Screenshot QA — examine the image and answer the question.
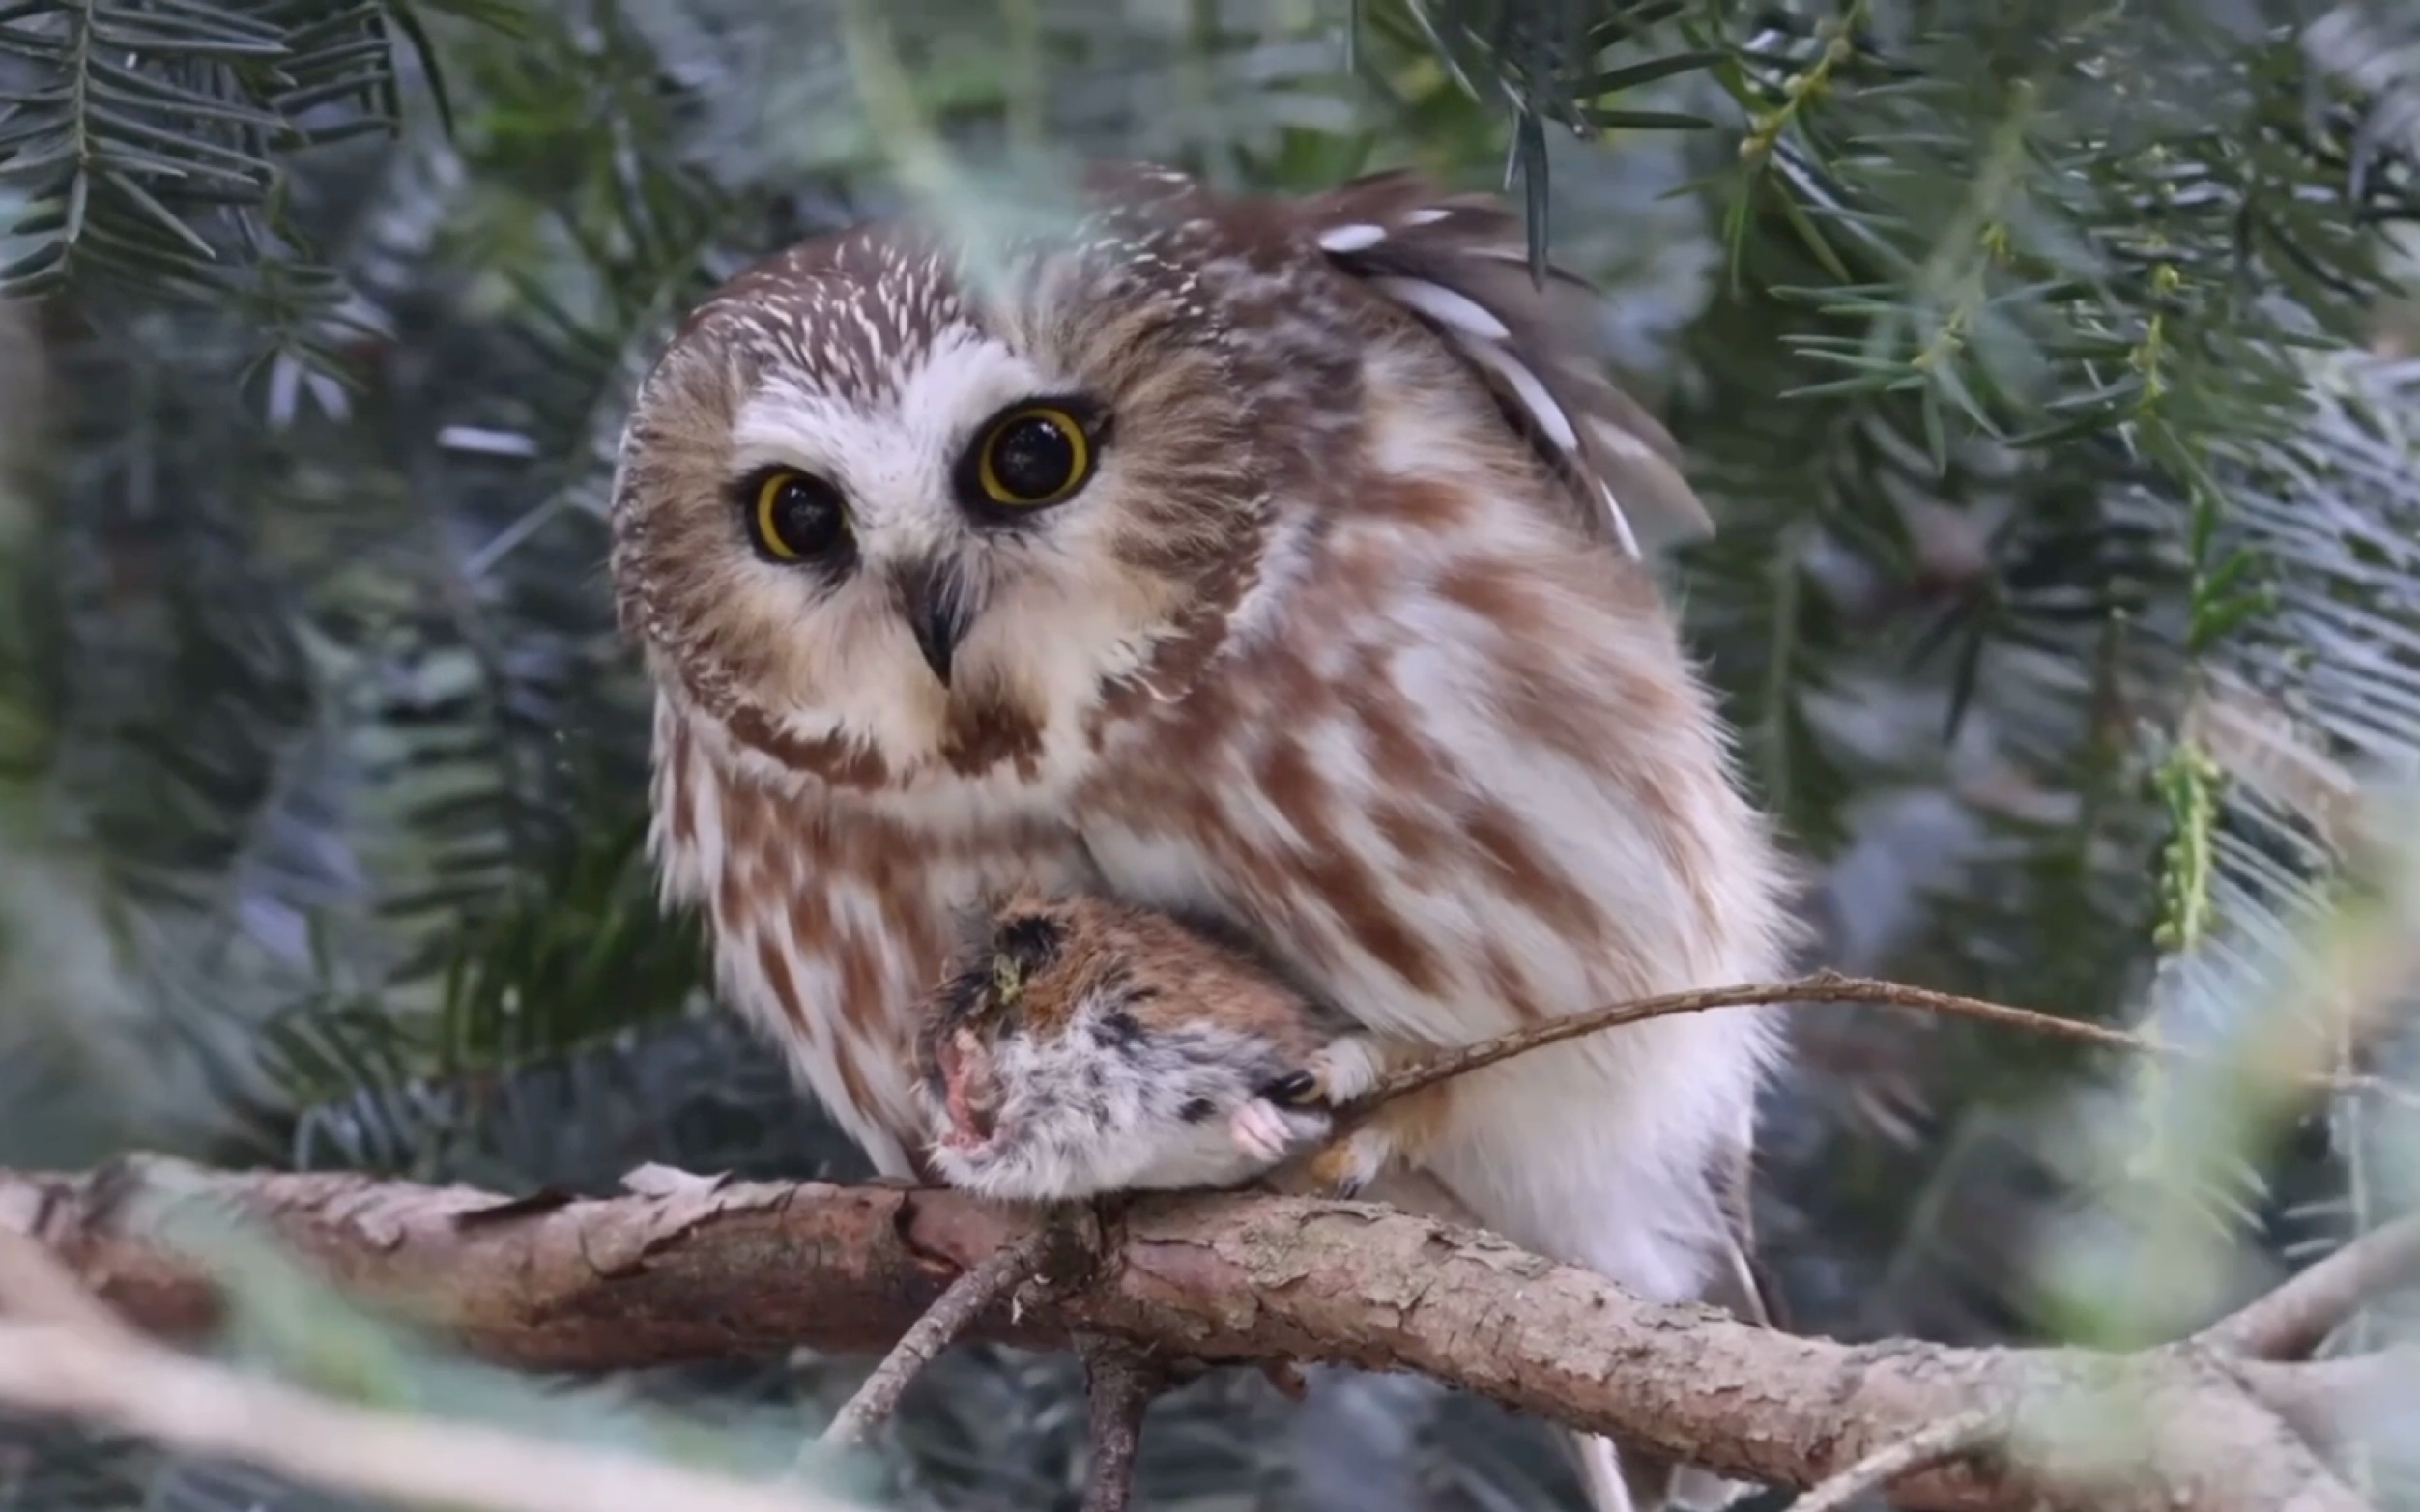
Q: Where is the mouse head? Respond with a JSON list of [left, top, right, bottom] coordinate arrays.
[[912, 889, 1101, 1159]]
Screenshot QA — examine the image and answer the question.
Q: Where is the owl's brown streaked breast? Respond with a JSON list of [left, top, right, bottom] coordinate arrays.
[[653, 700, 1092, 1170]]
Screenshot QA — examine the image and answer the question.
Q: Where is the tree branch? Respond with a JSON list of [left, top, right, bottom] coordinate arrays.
[[0, 1211, 856, 1512], [0, 1157, 2387, 1512], [1074, 1331, 1169, 1512], [819, 1225, 1052, 1447], [2234, 1346, 2420, 1461], [1343, 971, 2413, 1117], [1791, 1409, 2002, 1512], [0, 1320, 867, 1512], [2200, 1214, 2420, 1359]]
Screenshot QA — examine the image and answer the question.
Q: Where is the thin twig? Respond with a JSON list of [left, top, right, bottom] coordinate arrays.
[[1075, 1330, 1168, 1512], [2201, 1213, 2420, 1360], [1792, 1410, 2001, 1512], [818, 1227, 1051, 1448], [2235, 1345, 2420, 1455], [1340, 971, 2411, 1119]]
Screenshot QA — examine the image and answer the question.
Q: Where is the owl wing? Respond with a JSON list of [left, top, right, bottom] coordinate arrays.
[[1296, 169, 1714, 559]]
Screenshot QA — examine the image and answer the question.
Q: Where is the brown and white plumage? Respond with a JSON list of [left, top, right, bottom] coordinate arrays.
[[1300, 171, 1713, 556], [610, 162, 1798, 1512]]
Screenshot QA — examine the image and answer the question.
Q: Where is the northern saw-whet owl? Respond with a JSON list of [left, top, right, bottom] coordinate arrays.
[[609, 162, 1799, 1512]]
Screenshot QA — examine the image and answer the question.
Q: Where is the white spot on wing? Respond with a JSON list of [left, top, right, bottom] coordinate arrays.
[[1458, 339, 1578, 450], [1598, 480, 1643, 559], [1586, 415, 1657, 463], [1317, 223, 1388, 253], [1374, 277, 1512, 340]]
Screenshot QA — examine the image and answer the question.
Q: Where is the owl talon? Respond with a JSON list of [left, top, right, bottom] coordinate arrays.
[[1300, 1127, 1391, 1199], [1260, 1070, 1321, 1107], [1304, 1037, 1385, 1103]]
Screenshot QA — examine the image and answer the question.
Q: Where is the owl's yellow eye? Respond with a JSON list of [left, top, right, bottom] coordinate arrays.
[[747, 470, 850, 561], [974, 405, 1092, 508]]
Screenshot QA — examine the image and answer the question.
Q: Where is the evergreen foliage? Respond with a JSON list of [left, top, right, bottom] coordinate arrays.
[[2, 1, 2417, 1508]]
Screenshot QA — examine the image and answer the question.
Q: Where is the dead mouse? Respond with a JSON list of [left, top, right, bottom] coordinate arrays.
[[911, 889, 1431, 1202]]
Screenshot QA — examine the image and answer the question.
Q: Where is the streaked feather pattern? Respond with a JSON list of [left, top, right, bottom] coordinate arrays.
[[614, 161, 1791, 1512], [1301, 169, 1715, 557]]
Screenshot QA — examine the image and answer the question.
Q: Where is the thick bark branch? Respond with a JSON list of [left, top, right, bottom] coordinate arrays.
[[0, 1158, 2382, 1512], [0, 1212, 852, 1512]]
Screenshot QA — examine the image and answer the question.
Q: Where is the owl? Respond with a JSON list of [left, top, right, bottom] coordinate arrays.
[[609, 162, 1799, 1512]]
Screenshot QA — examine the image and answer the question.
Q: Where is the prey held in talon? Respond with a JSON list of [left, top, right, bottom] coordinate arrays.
[[909, 890, 1404, 1202]]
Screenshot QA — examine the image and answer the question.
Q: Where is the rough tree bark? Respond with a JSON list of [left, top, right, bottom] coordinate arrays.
[[0, 1156, 2399, 1512]]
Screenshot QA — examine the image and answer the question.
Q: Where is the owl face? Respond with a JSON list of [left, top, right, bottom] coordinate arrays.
[[610, 173, 1348, 803]]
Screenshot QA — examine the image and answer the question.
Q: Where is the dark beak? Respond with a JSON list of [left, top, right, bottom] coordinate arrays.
[[896, 558, 969, 688]]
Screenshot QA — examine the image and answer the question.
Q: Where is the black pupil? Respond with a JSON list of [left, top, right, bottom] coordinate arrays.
[[771, 476, 843, 554], [992, 415, 1076, 499]]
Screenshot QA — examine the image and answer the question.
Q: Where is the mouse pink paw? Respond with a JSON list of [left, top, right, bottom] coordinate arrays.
[[1228, 1098, 1302, 1164]]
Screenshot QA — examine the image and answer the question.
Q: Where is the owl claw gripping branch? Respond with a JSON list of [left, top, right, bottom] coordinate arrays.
[[911, 891, 1413, 1202]]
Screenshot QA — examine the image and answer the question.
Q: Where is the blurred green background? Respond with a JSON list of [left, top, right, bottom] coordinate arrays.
[[1, 1, 2418, 1508]]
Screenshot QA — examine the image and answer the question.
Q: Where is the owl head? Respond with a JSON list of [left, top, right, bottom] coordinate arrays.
[[609, 165, 1338, 803], [609, 162, 1708, 801]]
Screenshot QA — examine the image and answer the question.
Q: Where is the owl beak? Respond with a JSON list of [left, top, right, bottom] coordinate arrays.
[[894, 559, 969, 688]]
